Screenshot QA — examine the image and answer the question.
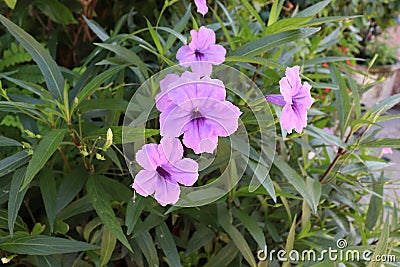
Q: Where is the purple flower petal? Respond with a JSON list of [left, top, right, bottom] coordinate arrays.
[[155, 74, 180, 112], [191, 61, 213, 77], [154, 177, 180, 206], [266, 94, 286, 106], [132, 170, 157, 196], [182, 120, 218, 153], [382, 147, 393, 154], [194, 0, 208, 16], [285, 66, 301, 91], [160, 104, 192, 137], [176, 45, 196, 64], [190, 27, 215, 49], [202, 100, 242, 136], [135, 144, 160, 170], [158, 137, 184, 165], [164, 158, 199, 186]]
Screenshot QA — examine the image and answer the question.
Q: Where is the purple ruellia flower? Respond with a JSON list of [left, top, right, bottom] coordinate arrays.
[[132, 137, 199, 206], [194, 0, 208, 16], [266, 66, 314, 134], [381, 147, 393, 154], [159, 75, 241, 154], [176, 26, 226, 76]]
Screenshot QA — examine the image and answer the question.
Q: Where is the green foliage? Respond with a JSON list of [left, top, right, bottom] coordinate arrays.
[[0, 0, 398, 266]]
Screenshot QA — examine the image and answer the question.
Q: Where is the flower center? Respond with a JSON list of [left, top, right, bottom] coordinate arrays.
[[194, 49, 204, 61], [156, 166, 171, 180], [191, 108, 206, 126]]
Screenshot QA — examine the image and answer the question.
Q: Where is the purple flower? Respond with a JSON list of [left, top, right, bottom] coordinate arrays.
[[176, 26, 226, 76], [266, 66, 314, 134], [194, 0, 208, 16], [159, 75, 241, 154], [381, 147, 393, 154], [132, 137, 199, 206]]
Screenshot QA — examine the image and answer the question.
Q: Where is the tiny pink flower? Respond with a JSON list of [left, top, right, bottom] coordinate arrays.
[[176, 26, 226, 76], [194, 0, 208, 16], [132, 137, 199, 206], [381, 147, 393, 154], [266, 66, 314, 134]]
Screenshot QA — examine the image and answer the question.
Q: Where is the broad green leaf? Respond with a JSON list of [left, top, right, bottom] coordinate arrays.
[[132, 213, 164, 238], [300, 56, 363, 66], [305, 177, 321, 213], [0, 136, 22, 147], [365, 173, 384, 231], [79, 98, 128, 112], [39, 169, 57, 232], [230, 28, 320, 57], [3, 0, 17, 9], [87, 175, 132, 252], [95, 43, 148, 78], [55, 168, 87, 214], [186, 225, 215, 255], [295, 0, 331, 17], [98, 176, 132, 202], [371, 94, 400, 114], [225, 56, 284, 69], [306, 125, 348, 149], [0, 151, 30, 178], [134, 231, 159, 267], [21, 129, 66, 190], [100, 226, 117, 267], [0, 235, 98, 255], [367, 215, 390, 267], [247, 160, 276, 201], [0, 74, 52, 99], [8, 167, 28, 236], [232, 208, 266, 249], [126, 196, 145, 235], [218, 206, 256, 267], [203, 241, 238, 267], [75, 64, 128, 107], [155, 222, 181, 267], [88, 126, 159, 144], [0, 14, 64, 100]]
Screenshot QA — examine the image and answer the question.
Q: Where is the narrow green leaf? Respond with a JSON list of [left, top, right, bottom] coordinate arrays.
[[100, 226, 117, 267], [365, 173, 384, 231], [3, 0, 17, 9], [0, 14, 64, 99], [38, 255, 61, 267], [21, 129, 66, 191], [146, 19, 164, 55], [55, 168, 87, 214], [0, 235, 99, 255], [0, 136, 22, 147], [330, 64, 350, 138], [241, 0, 264, 26], [203, 242, 238, 267], [35, 0, 77, 25], [8, 167, 28, 236], [165, 5, 191, 50], [134, 231, 159, 267], [218, 206, 256, 267], [230, 28, 320, 57], [87, 175, 132, 252], [307, 125, 348, 149], [39, 169, 57, 232], [0, 209, 28, 232], [295, 0, 331, 17], [83, 16, 109, 41], [0, 150, 30, 178], [95, 43, 148, 78], [265, 17, 313, 35], [367, 215, 390, 267], [371, 94, 400, 114], [56, 195, 93, 221], [361, 138, 400, 148], [155, 222, 181, 267], [186, 225, 214, 255], [232, 208, 266, 249], [126, 196, 145, 235], [75, 65, 128, 106], [282, 215, 297, 267]]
